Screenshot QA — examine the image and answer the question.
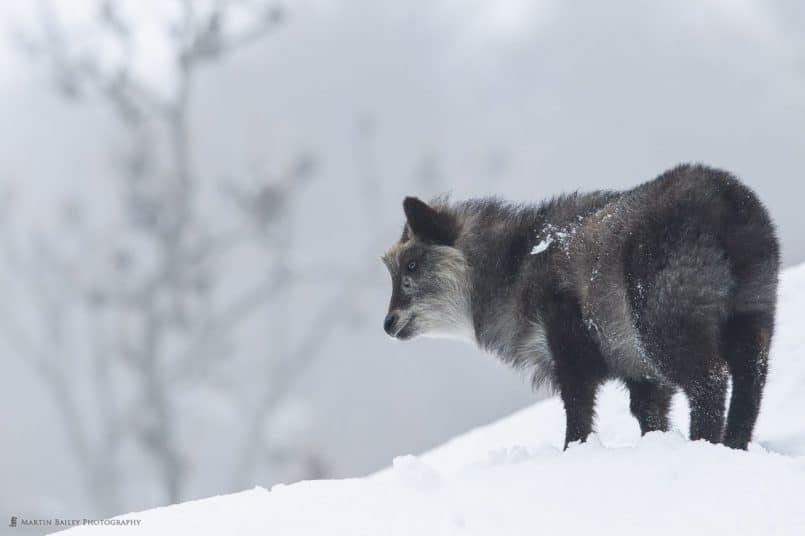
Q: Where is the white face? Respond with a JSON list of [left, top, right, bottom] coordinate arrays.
[[382, 240, 474, 343]]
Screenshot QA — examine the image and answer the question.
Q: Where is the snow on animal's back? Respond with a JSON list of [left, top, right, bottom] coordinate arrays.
[[59, 265, 805, 535]]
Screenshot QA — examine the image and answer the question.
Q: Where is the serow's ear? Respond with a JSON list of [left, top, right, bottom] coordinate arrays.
[[403, 197, 459, 245]]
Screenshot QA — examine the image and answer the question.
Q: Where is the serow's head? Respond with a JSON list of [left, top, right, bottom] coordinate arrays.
[[381, 197, 472, 342]]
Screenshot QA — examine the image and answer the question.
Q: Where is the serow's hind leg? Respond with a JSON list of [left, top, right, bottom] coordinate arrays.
[[723, 313, 772, 450], [683, 365, 729, 444], [627, 380, 674, 435]]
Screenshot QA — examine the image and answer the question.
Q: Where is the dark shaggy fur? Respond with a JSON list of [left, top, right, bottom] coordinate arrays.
[[383, 164, 779, 450]]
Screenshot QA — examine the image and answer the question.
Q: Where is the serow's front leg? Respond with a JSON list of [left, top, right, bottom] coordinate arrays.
[[627, 380, 674, 435], [559, 377, 601, 449]]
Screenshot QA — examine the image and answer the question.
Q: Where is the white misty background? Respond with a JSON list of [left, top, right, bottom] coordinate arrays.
[[0, 0, 803, 527]]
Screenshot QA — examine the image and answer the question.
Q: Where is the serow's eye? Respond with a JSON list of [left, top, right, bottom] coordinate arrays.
[[406, 261, 417, 272]]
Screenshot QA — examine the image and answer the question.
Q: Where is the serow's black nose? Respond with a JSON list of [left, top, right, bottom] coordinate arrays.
[[384, 312, 398, 335]]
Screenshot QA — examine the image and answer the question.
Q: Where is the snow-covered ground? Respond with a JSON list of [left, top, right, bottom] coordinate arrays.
[[58, 264, 805, 535]]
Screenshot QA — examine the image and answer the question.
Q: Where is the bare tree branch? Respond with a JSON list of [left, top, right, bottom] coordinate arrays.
[[7, 0, 378, 514], [181, 2, 284, 66]]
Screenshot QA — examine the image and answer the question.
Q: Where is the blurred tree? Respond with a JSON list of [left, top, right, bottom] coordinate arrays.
[[2, 0, 371, 514]]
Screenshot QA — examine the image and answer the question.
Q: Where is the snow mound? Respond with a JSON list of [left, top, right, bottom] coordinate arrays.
[[58, 265, 805, 535]]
